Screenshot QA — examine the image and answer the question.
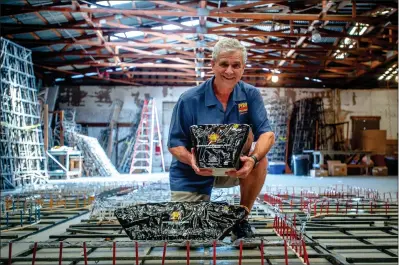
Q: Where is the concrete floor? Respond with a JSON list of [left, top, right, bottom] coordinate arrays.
[[264, 173, 398, 193], [49, 173, 398, 194], [1, 173, 397, 264]]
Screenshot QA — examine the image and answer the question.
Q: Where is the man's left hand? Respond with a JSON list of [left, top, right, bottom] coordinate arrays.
[[225, 156, 255, 178]]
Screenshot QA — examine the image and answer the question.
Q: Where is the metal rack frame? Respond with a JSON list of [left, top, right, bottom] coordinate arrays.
[[1, 183, 396, 265], [0, 37, 48, 190]]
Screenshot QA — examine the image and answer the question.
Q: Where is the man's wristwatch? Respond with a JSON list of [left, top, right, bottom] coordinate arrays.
[[249, 155, 259, 168]]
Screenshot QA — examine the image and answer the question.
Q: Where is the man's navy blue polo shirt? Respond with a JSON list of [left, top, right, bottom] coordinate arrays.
[[167, 76, 272, 196]]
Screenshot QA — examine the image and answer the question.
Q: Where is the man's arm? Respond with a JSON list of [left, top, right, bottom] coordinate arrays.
[[226, 131, 274, 178], [169, 146, 213, 176], [250, 131, 275, 161], [168, 146, 192, 165], [167, 98, 192, 166]]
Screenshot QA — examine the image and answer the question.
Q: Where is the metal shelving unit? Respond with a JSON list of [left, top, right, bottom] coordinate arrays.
[[47, 148, 83, 179]]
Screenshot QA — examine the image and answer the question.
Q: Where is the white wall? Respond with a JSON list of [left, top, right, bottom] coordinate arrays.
[[336, 89, 398, 139], [59, 85, 398, 169]]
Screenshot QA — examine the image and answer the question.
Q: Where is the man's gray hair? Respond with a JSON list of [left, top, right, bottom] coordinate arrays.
[[212, 37, 247, 64]]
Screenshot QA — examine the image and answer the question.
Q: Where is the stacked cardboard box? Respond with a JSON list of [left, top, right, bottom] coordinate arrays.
[[361, 130, 386, 154], [372, 166, 388, 176], [310, 169, 328, 177], [327, 160, 347, 176]]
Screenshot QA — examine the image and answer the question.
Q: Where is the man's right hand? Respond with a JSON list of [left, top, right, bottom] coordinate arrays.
[[191, 148, 214, 176]]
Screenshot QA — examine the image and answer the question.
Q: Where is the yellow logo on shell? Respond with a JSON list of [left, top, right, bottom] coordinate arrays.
[[208, 133, 219, 143], [171, 211, 180, 221]]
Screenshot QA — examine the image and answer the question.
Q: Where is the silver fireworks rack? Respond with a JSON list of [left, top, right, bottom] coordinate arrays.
[[0, 37, 48, 190]]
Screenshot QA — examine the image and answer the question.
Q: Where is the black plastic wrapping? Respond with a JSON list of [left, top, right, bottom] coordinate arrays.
[[190, 124, 250, 170], [115, 201, 247, 241]]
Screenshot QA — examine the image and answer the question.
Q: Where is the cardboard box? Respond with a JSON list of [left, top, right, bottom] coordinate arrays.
[[310, 169, 328, 177], [361, 130, 386, 154], [327, 160, 341, 175], [386, 139, 398, 156], [372, 166, 388, 176], [332, 164, 347, 176]]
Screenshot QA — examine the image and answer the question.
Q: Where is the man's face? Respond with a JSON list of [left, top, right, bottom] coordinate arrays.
[[211, 50, 245, 87]]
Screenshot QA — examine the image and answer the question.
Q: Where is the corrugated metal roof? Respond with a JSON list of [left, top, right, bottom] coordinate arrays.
[[71, 13, 85, 21], [13, 33, 36, 39], [319, 37, 338, 43], [119, 17, 139, 26], [15, 13, 45, 25], [74, 65, 90, 69], [205, 34, 219, 41], [28, 0, 70, 5], [40, 11, 69, 24], [58, 65, 74, 71], [253, 25, 273, 32], [294, 21, 310, 25], [32, 46, 54, 52], [324, 26, 344, 32], [1, 0, 395, 87], [64, 55, 85, 60], [0, 17, 16, 24], [250, 49, 265, 54], [35, 30, 61, 40], [59, 30, 83, 39], [49, 44, 68, 51], [1, 0, 26, 4]]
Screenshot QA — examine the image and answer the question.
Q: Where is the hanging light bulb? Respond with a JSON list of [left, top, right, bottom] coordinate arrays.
[[271, 75, 279, 83]]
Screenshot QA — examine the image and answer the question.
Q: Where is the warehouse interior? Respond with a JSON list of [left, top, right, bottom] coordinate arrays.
[[0, 0, 398, 264]]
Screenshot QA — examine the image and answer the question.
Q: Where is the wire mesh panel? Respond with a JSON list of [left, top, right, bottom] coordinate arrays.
[[0, 37, 48, 190], [265, 97, 290, 163]]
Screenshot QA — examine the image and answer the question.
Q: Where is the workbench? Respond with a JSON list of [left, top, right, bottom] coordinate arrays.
[[307, 150, 373, 175]]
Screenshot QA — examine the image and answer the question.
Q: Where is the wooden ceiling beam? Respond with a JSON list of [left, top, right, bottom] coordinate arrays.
[[93, 69, 349, 78], [76, 2, 120, 65], [210, 30, 397, 40], [2, 5, 385, 24], [353, 51, 398, 79], [0, 14, 122, 36], [92, 78, 341, 86], [35, 12, 60, 36], [4, 23, 396, 40], [35, 52, 375, 63], [147, 0, 198, 12], [212, 1, 281, 13], [4, 5, 197, 17], [111, 71, 197, 76], [276, 1, 333, 72], [82, 61, 197, 69], [40, 57, 365, 73], [16, 39, 389, 53], [74, 75, 342, 84], [4, 23, 396, 48], [117, 46, 195, 66], [129, 15, 193, 30], [108, 71, 348, 78], [147, 31, 196, 45], [35, 64, 142, 85], [62, 11, 75, 22], [210, 12, 382, 23]]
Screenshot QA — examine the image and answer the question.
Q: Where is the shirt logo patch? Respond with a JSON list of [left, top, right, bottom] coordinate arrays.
[[238, 102, 248, 114]]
